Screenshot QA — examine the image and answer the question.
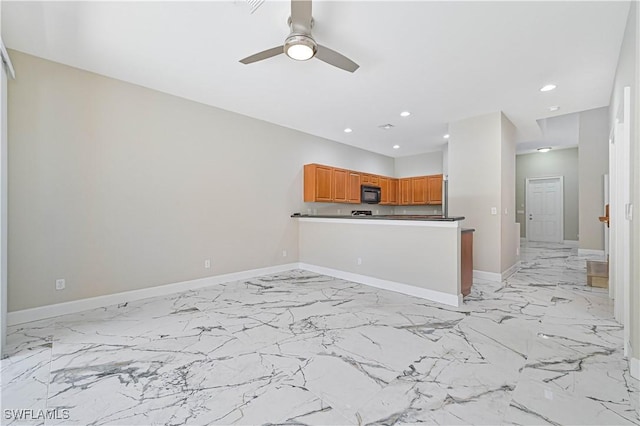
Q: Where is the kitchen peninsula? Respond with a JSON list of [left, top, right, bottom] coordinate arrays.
[[292, 214, 467, 307]]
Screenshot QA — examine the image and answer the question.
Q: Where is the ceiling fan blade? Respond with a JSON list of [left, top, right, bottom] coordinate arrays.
[[315, 45, 359, 73], [239, 46, 284, 64], [290, 0, 312, 32]]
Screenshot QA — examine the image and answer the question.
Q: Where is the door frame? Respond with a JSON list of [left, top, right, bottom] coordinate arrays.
[[609, 87, 631, 356], [525, 176, 564, 243], [0, 39, 12, 357]]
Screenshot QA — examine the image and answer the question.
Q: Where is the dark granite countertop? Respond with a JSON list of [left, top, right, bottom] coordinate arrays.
[[291, 214, 465, 222]]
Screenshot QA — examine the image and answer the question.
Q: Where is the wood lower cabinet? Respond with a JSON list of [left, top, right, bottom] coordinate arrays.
[[461, 229, 474, 296]]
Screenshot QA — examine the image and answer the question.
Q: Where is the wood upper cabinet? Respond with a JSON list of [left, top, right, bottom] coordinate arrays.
[[332, 168, 349, 203], [304, 163, 441, 206], [379, 177, 389, 204], [304, 164, 332, 202], [428, 174, 443, 205], [399, 178, 411, 205], [348, 172, 361, 203], [411, 176, 429, 205], [389, 179, 399, 204]]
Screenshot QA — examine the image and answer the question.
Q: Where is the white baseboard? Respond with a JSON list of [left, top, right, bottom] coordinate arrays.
[[7, 263, 300, 326], [502, 261, 521, 280], [563, 240, 579, 247], [473, 270, 502, 282], [631, 357, 640, 380], [299, 263, 462, 307], [578, 248, 605, 256]]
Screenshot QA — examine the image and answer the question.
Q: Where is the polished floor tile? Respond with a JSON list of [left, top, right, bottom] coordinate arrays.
[[1, 242, 638, 425]]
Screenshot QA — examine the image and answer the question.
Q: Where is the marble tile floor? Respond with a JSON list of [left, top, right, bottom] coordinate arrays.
[[1, 242, 638, 425]]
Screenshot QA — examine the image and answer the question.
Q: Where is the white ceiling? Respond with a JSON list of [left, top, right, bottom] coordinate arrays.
[[1, 1, 630, 158]]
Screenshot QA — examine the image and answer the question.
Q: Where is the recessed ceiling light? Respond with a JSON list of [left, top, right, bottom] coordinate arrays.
[[540, 84, 557, 92], [379, 124, 395, 130], [393, 145, 400, 149], [344, 128, 353, 133], [400, 111, 411, 117], [549, 106, 560, 111], [443, 134, 450, 139], [537, 147, 552, 153]]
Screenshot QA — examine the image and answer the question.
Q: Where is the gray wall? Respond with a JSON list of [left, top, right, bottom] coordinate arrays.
[[578, 107, 609, 250], [516, 148, 579, 241], [7, 50, 396, 311]]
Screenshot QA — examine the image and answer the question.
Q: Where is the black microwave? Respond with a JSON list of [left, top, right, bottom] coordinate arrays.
[[361, 185, 381, 204]]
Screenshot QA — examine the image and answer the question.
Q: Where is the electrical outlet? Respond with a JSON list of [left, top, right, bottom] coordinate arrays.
[[204, 259, 211, 269], [357, 257, 362, 265], [337, 209, 341, 214], [491, 207, 497, 215], [282, 250, 287, 257], [55, 279, 65, 290]]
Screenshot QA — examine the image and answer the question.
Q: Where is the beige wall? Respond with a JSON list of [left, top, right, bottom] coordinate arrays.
[[448, 112, 517, 276], [516, 148, 579, 241], [7, 50, 396, 311], [609, 1, 639, 367], [299, 219, 460, 298], [394, 151, 443, 177], [448, 112, 502, 275], [500, 113, 518, 273], [578, 107, 609, 251]]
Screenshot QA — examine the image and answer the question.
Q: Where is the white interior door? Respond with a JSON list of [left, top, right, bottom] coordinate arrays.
[[526, 177, 564, 243]]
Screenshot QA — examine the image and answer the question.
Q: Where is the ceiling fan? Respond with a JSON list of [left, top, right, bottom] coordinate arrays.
[[239, 0, 359, 73]]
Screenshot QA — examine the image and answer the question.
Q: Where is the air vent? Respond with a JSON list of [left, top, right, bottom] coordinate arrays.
[[246, 0, 264, 14]]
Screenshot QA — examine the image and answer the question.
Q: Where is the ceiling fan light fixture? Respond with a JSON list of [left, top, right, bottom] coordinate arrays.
[[284, 34, 317, 61]]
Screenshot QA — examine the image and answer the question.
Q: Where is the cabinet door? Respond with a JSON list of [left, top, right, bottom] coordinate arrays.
[[428, 174, 443, 204], [400, 178, 411, 205], [348, 172, 361, 203], [411, 176, 428, 204], [304, 164, 333, 202], [370, 175, 379, 185], [389, 179, 399, 205], [333, 168, 348, 203], [315, 165, 333, 201], [379, 177, 389, 204], [361, 174, 370, 184]]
